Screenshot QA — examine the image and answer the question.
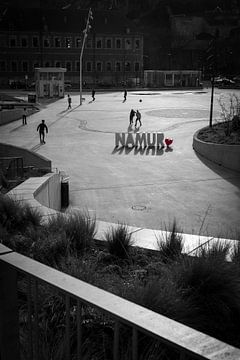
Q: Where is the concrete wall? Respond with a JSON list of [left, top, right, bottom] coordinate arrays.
[[9, 172, 62, 221], [34, 173, 61, 211], [193, 129, 240, 173], [0, 143, 51, 171]]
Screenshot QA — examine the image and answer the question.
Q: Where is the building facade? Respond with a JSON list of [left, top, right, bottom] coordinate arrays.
[[0, 8, 144, 88]]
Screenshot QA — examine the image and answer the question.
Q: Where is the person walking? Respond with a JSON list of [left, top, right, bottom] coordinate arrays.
[[135, 110, 142, 127], [22, 107, 27, 125], [129, 109, 135, 125], [123, 89, 127, 102], [67, 94, 72, 109], [37, 120, 48, 144], [92, 88, 95, 101]]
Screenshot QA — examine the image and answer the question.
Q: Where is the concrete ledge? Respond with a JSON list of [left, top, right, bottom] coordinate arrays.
[[0, 108, 36, 126], [193, 127, 240, 173], [9, 173, 61, 220], [0, 142, 51, 171]]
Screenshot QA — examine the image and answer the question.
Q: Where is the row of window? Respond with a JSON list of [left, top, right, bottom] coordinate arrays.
[[0, 60, 141, 72], [5, 35, 141, 50]]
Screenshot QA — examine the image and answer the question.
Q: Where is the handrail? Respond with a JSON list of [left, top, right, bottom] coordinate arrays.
[[1, 245, 240, 360]]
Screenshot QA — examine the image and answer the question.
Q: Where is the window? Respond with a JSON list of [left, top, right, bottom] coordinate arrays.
[[44, 61, 50, 67], [66, 61, 72, 71], [43, 37, 50, 47], [135, 39, 140, 49], [106, 62, 112, 71], [115, 62, 121, 71], [96, 62, 102, 71], [125, 61, 131, 71], [86, 62, 92, 72], [54, 37, 61, 47], [75, 38, 81, 48], [21, 37, 28, 47], [125, 39, 132, 49], [9, 36, 17, 47], [134, 62, 140, 72], [11, 61, 17, 72], [32, 36, 39, 47], [55, 61, 61, 67], [86, 38, 92, 48], [22, 61, 28, 72], [75, 61, 80, 71], [96, 38, 102, 49], [0, 61, 6, 72], [116, 38, 122, 49], [33, 62, 39, 70], [65, 37, 71, 48], [106, 38, 112, 48]]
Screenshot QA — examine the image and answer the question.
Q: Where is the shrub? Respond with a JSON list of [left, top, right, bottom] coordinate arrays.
[[173, 257, 240, 345], [231, 241, 240, 265], [65, 211, 96, 254], [157, 220, 184, 262], [105, 223, 134, 259], [31, 230, 69, 266], [198, 240, 231, 262], [0, 194, 41, 234], [46, 211, 96, 254]]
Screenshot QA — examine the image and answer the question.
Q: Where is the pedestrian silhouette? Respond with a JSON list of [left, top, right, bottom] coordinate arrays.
[[129, 109, 135, 125], [67, 94, 72, 109], [123, 89, 127, 102], [135, 110, 142, 127], [37, 120, 48, 144], [92, 89, 95, 101], [22, 107, 27, 125]]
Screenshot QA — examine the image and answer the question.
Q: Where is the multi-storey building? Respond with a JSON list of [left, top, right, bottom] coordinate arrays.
[[0, 7, 143, 88]]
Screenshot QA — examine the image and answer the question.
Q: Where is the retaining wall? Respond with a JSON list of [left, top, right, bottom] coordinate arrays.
[[0, 143, 51, 171], [0, 108, 36, 126], [9, 172, 61, 219], [193, 128, 240, 173]]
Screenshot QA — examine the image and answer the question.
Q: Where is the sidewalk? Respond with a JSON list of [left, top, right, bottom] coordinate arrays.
[[1, 90, 240, 243]]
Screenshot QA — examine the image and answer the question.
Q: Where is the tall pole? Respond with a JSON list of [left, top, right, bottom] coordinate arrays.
[[209, 75, 215, 128], [79, 8, 93, 105]]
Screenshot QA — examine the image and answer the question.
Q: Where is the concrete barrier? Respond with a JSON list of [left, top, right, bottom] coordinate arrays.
[[193, 128, 240, 173], [0, 143, 51, 171], [9, 172, 61, 219]]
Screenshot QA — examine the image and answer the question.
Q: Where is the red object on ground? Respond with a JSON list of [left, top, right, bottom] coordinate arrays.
[[165, 138, 173, 147]]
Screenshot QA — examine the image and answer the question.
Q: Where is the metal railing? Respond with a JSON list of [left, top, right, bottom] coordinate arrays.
[[1, 243, 240, 360]]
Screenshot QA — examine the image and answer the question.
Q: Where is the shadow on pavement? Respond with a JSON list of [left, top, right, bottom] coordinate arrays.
[[112, 146, 168, 156]]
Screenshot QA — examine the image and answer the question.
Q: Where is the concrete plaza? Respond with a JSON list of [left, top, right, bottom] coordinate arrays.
[[1, 88, 240, 239]]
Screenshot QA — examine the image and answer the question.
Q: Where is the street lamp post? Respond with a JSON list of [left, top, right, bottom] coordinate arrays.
[[79, 8, 93, 105]]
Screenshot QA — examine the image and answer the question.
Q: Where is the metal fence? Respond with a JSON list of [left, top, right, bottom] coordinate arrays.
[[1, 244, 240, 360]]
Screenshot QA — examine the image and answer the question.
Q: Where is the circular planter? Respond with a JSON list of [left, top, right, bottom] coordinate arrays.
[[193, 126, 240, 173]]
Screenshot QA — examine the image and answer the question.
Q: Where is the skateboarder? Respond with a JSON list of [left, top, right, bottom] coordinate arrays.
[[37, 120, 48, 144], [135, 110, 142, 127]]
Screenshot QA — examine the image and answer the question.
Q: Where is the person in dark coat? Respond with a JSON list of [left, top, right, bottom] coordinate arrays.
[[22, 107, 27, 125], [135, 110, 142, 127], [123, 89, 127, 101], [37, 120, 48, 144], [92, 89, 95, 101], [67, 94, 72, 109], [129, 109, 135, 125]]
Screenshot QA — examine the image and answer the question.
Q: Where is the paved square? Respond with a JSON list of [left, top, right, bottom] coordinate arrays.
[[1, 89, 240, 238]]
